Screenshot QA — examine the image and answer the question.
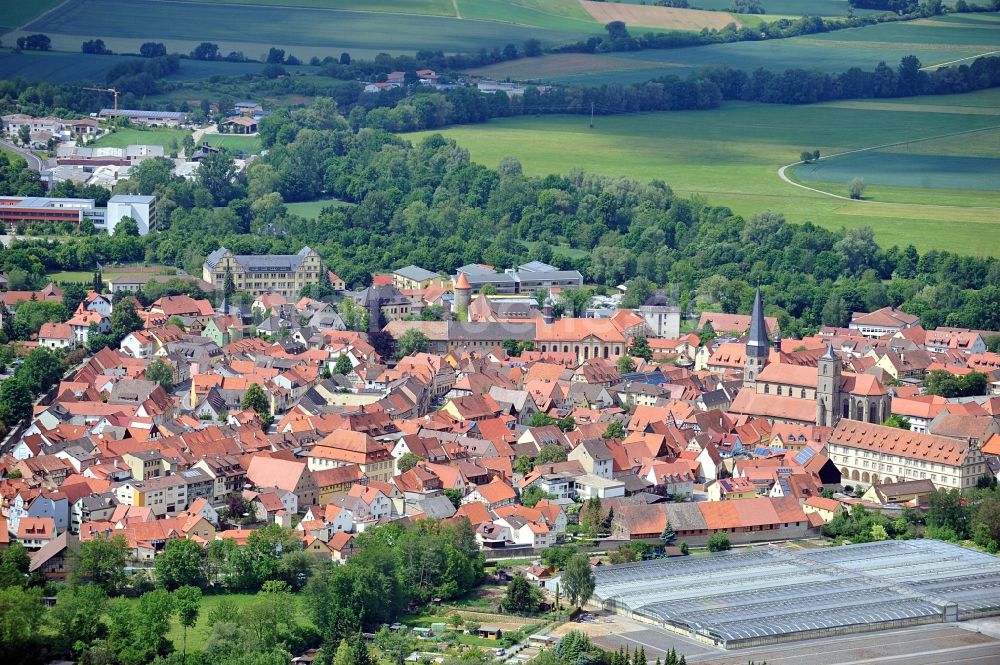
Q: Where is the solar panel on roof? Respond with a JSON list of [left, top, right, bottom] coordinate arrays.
[[794, 446, 816, 464]]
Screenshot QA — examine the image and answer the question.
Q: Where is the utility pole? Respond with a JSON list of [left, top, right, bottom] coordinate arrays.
[[589, 102, 594, 129]]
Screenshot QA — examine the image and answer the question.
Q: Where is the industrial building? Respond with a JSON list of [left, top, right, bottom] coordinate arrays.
[[0, 195, 155, 234], [591, 539, 1000, 649]]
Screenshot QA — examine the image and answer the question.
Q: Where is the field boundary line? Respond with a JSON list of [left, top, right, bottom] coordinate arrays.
[[776, 124, 1000, 208], [921, 50, 1000, 70]]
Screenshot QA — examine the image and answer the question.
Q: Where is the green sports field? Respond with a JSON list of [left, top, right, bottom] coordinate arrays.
[[407, 89, 1000, 256], [202, 134, 261, 154], [92, 127, 191, 149]]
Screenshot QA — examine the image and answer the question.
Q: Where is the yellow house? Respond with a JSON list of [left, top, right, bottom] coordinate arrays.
[[802, 496, 844, 524], [705, 477, 758, 502], [392, 265, 441, 291]]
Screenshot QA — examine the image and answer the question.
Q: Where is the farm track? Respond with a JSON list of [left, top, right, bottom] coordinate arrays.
[[776, 124, 1000, 207], [922, 49, 1000, 69]]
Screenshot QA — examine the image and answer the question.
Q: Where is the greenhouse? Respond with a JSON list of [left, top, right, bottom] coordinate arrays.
[[591, 540, 1000, 648]]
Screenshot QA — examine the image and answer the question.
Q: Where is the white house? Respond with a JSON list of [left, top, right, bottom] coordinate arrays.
[[8, 490, 69, 534], [574, 474, 626, 500]]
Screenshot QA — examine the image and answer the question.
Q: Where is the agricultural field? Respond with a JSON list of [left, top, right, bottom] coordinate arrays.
[[17, 0, 593, 60], [469, 13, 1000, 84], [407, 88, 1000, 256], [580, 1, 740, 31], [0, 0, 64, 32], [169, 0, 457, 14], [92, 127, 191, 149], [457, 0, 602, 31]]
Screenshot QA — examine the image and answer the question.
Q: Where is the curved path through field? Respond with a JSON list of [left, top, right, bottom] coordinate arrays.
[[776, 124, 1000, 208]]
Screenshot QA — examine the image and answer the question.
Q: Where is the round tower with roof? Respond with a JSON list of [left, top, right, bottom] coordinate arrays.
[[453, 271, 471, 316]]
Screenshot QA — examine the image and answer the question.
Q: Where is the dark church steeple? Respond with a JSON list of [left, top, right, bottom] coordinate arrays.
[[743, 288, 769, 387]]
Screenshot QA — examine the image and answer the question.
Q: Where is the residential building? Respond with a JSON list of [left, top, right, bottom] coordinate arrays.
[[308, 430, 394, 482]]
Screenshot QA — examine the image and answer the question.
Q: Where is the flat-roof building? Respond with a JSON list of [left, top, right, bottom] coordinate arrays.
[[0, 195, 155, 234], [455, 261, 583, 295]]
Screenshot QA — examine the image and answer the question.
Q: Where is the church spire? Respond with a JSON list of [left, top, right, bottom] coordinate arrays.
[[746, 287, 769, 358]]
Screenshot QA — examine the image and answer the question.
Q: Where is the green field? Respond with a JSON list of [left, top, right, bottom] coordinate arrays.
[[19, 0, 593, 59], [286, 197, 356, 218], [49, 265, 176, 283], [0, 0, 64, 31], [92, 127, 191, 149], [202, 133, 261, 154], [407, 89, 1000, 256], [170, 0, 457, 13], [470, 13, 1000, 84], [791, 146, 1000, 191], [458, 0, 601, 31]]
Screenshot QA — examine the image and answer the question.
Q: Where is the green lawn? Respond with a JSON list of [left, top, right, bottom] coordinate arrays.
[[92, 127, 191, 149], [202, 133, 261, 154], [406, 90, 1000, 256], [119, 592, 313, 654], [286, 198, 356, 218]]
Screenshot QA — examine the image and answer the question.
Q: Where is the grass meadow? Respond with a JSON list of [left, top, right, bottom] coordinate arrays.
[[407, 89, 1000, 256], [117, 592, 313, 653]]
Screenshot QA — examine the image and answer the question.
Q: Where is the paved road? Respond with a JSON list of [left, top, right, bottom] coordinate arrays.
[[0, 139, 47, 171]]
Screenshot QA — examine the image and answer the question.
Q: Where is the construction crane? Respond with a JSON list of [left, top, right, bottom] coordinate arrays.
[[84, 87, 119, 117]]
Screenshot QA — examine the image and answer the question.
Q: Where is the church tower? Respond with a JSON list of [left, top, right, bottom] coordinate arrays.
[[816, 340, 841, 427], [743, 288, 770, 387]]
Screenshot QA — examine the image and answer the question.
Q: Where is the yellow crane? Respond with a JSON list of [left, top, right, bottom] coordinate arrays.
[[84, 87, 120, 117]]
